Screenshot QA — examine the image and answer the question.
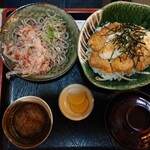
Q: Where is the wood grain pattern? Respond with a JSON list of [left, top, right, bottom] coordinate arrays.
[[0, 58, 3, 107]]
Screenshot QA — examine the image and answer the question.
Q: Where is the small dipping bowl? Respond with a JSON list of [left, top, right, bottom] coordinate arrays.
[[59, 84, 94, 121], [105, 90, 150, 150], [2, 96, 53, 149]]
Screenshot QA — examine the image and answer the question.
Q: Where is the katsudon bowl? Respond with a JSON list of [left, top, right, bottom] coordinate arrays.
[[78, 1, 150, 90], [0, 3, 79, 81]]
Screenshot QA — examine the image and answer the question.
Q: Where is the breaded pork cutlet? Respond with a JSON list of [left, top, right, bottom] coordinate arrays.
[[88, 22, 150, 80]]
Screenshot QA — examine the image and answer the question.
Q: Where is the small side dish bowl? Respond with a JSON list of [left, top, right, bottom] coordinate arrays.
[[2, 96, 53, 149], [58, 84, 94, 121], [78, 1, 150, 90], [0, 2, 79, 81], [105, 90, 150, 150]]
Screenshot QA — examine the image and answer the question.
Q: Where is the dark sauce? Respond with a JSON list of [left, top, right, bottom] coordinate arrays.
[[12, 102, 51, 142]]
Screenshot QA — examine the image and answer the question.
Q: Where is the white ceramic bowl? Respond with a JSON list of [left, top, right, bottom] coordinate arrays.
[[59, 84, 94, 121]]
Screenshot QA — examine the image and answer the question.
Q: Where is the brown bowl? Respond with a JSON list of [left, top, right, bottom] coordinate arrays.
[[2, 96, 53, 149], [105, 90, 150, 150]]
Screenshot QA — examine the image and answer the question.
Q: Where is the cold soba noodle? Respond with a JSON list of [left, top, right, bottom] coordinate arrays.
[[3, 10, 70, 77]]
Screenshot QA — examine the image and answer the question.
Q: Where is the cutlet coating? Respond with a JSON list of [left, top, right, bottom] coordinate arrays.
[[88, 22, 150, 74]]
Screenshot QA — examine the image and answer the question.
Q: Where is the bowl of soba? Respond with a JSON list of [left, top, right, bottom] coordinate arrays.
[[0, 2, 79, 81], [78, 1, 150, 90]]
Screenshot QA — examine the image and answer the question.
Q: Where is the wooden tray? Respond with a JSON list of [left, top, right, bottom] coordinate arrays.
[[0, 8, 149, 150]]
